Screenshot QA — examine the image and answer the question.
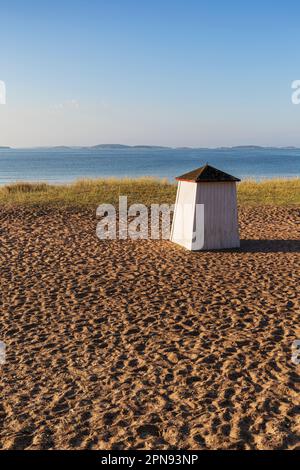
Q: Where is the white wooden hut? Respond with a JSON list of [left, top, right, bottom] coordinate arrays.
[[170, 164, 240, 251]]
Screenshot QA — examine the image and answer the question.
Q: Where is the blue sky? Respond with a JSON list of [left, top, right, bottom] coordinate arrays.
[[1, 0, 300, 147]]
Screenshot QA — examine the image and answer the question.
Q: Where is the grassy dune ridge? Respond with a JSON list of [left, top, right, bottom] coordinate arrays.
[[0, 177, 299, 207]]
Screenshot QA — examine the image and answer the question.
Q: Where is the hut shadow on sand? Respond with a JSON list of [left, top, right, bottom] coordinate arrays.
[[229, 239, 300, 253]]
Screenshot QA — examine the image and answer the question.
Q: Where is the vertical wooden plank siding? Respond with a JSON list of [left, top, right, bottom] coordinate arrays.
[[196, 182, 240, 250]]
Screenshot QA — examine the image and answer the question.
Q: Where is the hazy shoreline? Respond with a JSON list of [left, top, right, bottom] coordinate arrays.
[[2, 145, 300, 151]]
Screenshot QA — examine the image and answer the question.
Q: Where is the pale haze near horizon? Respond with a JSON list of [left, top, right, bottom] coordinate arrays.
[[1, 0, 300, 148]]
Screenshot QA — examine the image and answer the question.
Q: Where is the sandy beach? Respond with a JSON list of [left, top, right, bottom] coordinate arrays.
[[0, 205, 299, 450]]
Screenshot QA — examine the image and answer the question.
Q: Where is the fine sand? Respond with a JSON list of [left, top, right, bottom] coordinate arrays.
[[0, 206, 299, 450]]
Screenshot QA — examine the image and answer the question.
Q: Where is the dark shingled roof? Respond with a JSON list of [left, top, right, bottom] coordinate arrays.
[[176, 164, 241, 183]]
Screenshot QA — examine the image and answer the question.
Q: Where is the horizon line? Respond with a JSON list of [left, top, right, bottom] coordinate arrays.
[[2, 144, 300, 151]]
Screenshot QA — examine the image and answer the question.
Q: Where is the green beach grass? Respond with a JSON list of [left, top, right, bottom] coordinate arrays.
[[0, 178, 299, 207]]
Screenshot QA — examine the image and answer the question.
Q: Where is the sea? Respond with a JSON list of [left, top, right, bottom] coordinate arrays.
[[0, 146, 299, 185]]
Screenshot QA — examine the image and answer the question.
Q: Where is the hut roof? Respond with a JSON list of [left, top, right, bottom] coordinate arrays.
[[176, 164, 241, 183]]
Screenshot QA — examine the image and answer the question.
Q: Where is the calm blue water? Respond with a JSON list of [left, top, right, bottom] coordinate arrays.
[[0, 147, 299, 184]]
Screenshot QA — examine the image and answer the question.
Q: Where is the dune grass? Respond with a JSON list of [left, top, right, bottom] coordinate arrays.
[[237, 178, 300, 206], [0, 177, 299, 207]]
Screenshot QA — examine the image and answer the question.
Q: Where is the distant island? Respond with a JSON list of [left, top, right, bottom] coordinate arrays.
[[90, 144, 288, 151], [90, 144, 170, 150], [2, 144, 300, 151], [217, 145, 299, 150], [15, 144, 173, 150], [218, 145, 265, 150]]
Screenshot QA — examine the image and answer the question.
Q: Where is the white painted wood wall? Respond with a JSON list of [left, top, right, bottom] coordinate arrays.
[[170, 181, 198, 250], [170, 181, 240, 251]]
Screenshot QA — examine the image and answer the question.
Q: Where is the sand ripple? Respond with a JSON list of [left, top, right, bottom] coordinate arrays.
[[0, 206, 299, 449]]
